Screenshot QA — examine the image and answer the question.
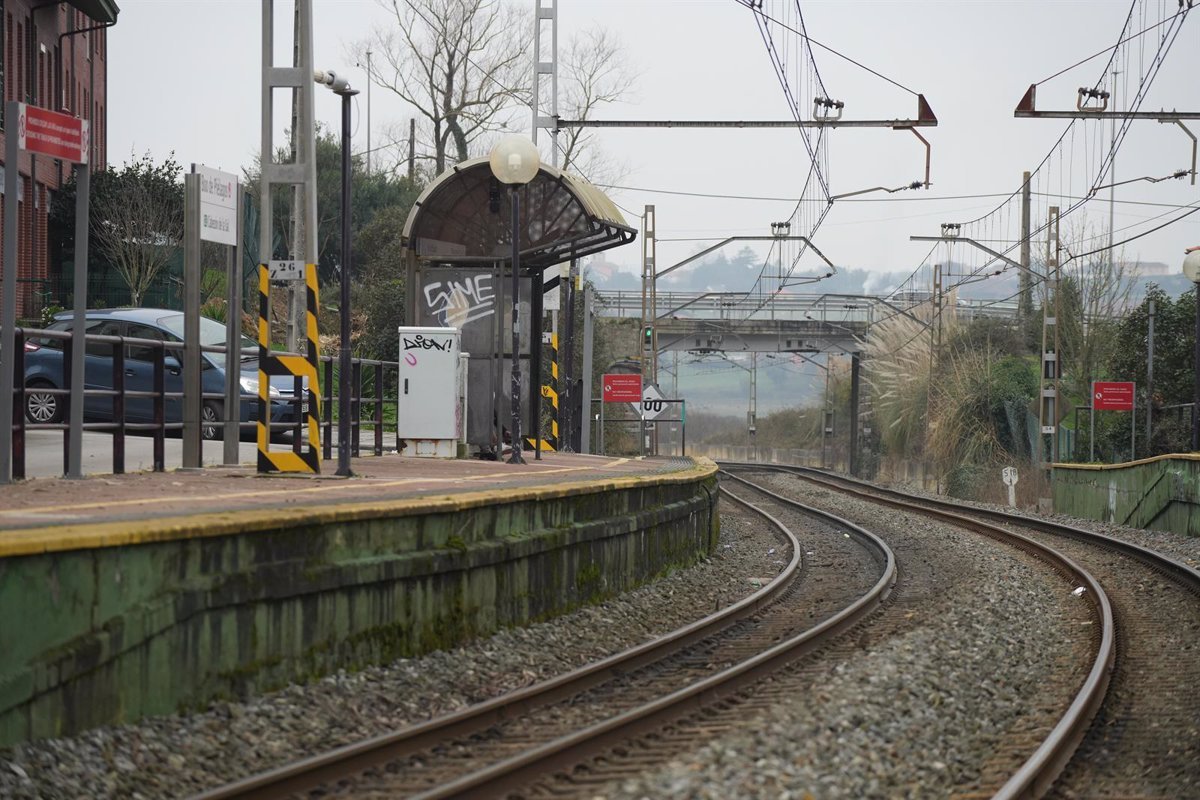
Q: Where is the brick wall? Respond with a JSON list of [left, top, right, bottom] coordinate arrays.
[[0, 1, 108, 318]]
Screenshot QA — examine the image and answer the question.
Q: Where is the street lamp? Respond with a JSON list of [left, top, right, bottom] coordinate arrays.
[[490, 135, 540, 465], [316, 69, 359, 477], [1183, 245, 1200, 451]]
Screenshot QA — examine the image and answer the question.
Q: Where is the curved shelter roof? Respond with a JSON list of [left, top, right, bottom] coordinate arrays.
[[402, 157, 636, 271]]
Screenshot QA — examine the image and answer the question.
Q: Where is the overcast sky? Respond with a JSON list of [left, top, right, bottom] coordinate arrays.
[[109, 0, 1199, 280]]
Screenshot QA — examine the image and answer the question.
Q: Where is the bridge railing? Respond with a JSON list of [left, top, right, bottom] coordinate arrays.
[[596, 289, 1022, 327], [596, 290, 880, 325]]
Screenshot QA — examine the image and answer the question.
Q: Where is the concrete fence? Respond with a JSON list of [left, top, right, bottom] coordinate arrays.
[[1053, 454, 1200, 537]]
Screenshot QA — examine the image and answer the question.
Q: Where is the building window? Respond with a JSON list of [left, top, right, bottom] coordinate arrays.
[[0, 8, 6, 129], [15, 20, 21, 105], [26, 18, 34, 104]]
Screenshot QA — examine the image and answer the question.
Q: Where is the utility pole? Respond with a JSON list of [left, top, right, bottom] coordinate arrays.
[[822, 355, 833, 469], [1039, 207, 1062, 466], [1147, 299, 1155, 450], [364, 50, 372, 175], [283, 2, 317, 354], [531, 0, 560, 166], [641, 204, 657, 384], [1108, 68, 1119, 271], [922, 263, 943, 489], [580, 284, 595, 454], [1019, 171, 1032, 318], [560, 259, 578, 451], [849, 352, 861, 477], [748, 352, 757, 461], [408, 118, 415, 182]]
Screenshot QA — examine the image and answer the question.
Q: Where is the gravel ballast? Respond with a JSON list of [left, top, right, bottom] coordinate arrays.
[[598, 473, 1096, 799]]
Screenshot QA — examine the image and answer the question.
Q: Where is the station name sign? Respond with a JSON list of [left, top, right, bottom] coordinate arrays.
[[193, 163, 238, 246], [18, 103, 88, 163]]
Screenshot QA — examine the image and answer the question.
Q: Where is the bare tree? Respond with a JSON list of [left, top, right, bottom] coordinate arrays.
[[356, 0, 529, 174], [552, 25, 637, 183], [1055, 216, 1140, 392], [91, 154, 184, 306]]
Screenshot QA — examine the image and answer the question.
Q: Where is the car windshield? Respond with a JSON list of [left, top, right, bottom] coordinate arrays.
[[156, 314, 259, 369]]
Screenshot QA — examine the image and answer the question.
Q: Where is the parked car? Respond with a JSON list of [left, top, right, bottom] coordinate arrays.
[[22, 308, 306, 440]]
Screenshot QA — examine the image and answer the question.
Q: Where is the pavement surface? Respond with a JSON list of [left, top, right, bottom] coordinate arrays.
[[0, 452, 700, 538]]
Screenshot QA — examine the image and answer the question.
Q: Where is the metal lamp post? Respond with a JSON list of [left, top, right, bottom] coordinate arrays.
[[1184, 246, 1200, 451], [489, 135, 540, 465], [316, 69, 359, 477]]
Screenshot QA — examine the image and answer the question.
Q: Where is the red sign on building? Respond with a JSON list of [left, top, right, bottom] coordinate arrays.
[[602, 373, 642, 403], [1093, 381, 1135, 411], [18, 103, 89, 163]]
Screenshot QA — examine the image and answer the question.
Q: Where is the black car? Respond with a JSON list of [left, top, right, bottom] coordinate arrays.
[[23, 308, 306, 439]]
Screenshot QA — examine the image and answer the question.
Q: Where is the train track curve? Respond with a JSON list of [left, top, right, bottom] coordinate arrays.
[[726, 462, 1200, 799]]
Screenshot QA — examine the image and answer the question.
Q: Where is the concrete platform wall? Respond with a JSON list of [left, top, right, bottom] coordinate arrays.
[[0, 461, 719, 746], [1053, 454, 1200, 536]]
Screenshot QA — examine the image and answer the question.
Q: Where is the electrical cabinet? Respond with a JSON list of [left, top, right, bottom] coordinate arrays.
[[397, 326, 461, 457]]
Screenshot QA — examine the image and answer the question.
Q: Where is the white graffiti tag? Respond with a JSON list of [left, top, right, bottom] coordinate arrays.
[[423, 275, 495, 327]]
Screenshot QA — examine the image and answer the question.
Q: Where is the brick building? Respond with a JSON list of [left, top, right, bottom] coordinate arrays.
[[1, 0, 116, 318]]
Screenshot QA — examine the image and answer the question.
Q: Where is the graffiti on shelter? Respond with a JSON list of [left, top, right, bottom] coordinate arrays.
[[423, 274, 495, 327]]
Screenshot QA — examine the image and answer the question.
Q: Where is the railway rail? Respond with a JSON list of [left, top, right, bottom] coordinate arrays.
[[190, 467, 1137, 799], [191, 482, 896, 800], [729, 462, 1200, 799]]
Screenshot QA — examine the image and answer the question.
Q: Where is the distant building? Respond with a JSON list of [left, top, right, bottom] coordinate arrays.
[[1, 0, 116, 318]]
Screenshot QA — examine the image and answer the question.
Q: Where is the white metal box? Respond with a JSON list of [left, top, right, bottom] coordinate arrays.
[[398, 326, 461, 457]]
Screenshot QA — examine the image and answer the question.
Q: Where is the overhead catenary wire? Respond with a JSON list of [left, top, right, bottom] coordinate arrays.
[[598, 182, 1199, 212], [731, 0, 920, 96], [920, 0, 1193, 302]]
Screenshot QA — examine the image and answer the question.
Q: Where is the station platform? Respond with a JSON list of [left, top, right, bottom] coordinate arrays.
[[0, 451, 718, 745], [0, 452, 700, 553]]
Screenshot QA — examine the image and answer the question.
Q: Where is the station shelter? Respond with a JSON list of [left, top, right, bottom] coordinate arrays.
[[402, 157, 635, 456]]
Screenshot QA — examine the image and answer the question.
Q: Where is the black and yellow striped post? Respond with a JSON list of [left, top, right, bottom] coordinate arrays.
[[257, 263, 323, 473], [530, 331, 559, 452]]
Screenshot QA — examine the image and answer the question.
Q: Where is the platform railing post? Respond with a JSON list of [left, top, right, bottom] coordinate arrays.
[[113, 342, 126, 475]]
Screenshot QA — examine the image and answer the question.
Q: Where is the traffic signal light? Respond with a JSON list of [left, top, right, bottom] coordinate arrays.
[[642, 325, 653, 346]]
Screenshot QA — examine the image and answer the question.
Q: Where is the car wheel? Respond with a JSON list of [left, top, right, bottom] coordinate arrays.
[[25, 380, 62, 424], [201, 401, 223, 441]]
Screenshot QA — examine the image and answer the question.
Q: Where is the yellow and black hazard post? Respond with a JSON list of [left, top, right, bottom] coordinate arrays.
[[257, 263, 323, 473], [531, 331, 559, 452]]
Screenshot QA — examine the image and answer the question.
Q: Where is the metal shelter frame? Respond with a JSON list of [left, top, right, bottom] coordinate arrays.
[[402, 158, 636, 457]]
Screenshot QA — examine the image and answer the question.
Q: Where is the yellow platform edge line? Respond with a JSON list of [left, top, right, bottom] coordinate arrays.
[[0, 459, 717, 558], [1050, 451, 1200, 471]]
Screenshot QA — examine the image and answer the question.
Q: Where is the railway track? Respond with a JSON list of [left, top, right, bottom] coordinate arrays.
[[731, 463, 1200, 799], [191, 482, 896, 799], [190, 465, 1154, 799]]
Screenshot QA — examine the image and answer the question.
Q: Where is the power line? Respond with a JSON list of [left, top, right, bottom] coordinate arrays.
[[1062, 202, 1200, 266], [1036, 7, 1187, 86], [732, 0, 919, 96], [597, 182, 1199, 212]]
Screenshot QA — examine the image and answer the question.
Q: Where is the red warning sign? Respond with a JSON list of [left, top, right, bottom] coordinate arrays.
[[1093, 381, 1134, 411], [602, 373, 642, 403]]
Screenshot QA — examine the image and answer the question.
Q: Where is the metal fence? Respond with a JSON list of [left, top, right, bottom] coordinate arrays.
[[6, 324, 399, 480]]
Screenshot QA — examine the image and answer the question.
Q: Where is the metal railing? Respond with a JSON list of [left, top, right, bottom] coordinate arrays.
[[6, 325, 400, 479], [595, 289, 1022, 326]]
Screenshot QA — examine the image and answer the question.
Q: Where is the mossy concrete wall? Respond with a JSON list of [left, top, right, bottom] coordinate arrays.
[[1053, 453, 1200, 536], [0, 460, 719, 746]]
